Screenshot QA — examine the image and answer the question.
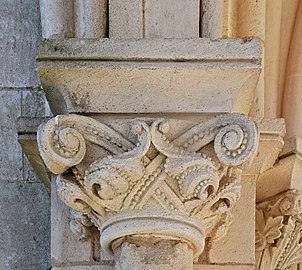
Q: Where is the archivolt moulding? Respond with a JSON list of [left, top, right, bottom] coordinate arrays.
[[37, 113, 259, 260]]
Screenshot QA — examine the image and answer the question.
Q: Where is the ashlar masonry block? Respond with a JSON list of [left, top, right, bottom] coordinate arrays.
[[109, 0, 143, 38], [144, 0, 200, 38], [37, 38, 262, 115]]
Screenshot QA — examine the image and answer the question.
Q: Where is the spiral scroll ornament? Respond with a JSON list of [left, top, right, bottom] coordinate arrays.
[[214, 122, 257, 166], [37, 113, 259, 260], [38, 118, 87, 174]]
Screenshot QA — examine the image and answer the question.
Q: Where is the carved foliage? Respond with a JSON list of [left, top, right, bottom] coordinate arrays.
[[256, 190, 302, 270], [38, 113, 258, 248], [69, 209, 94, 241]]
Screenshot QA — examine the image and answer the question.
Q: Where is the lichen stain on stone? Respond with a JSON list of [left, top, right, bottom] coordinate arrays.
[[70, 91, 91, 110]]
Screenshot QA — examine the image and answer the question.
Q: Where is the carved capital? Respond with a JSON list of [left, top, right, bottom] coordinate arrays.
[[256, 190, 302, 270], [38, 113, 258, 260]]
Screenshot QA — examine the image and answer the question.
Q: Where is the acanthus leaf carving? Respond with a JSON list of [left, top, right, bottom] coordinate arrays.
[[255, 209, 284, 252], [256, 189, 302, 270], [37, 113, 259, 260], [69, 209, 95, 241]]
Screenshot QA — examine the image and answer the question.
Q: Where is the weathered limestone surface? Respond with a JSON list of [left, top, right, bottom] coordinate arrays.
[[257, 137, 302, 201], [20, 112, 282, 269], [38, 38, 261, 61], [75, 0, 107, 38], [0, 0, 41, 88], [0, 91, 22, 181], [39, 0, 75, 39], [114, 239, 193, 270], [0, 182, 50, 269], [0, 90, 50, 182], [0, 0, 51, 269], [144, 0, 199, 38], [109, 0, 199, 39], [208, 175, 256, 264], [207, 118, 285, 264], [248, 118, 285, 174], [201, 0, 224, 38], [0, 91, 51, 178], [51, 180, 96, 266], [193, 266, 254, 270], [109, 0, 142, 38], [40, 0, 108, 39], [37, 38, 261, 115], [53, 266, 113, 270], [51, 259, 255, 269], [0, 91, 51, 269], [4, 0, 302, 269], [37, 113, 260, 269], [221, 0, 266, 118]]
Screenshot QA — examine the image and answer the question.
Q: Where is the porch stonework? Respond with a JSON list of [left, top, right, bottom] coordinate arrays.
[[6, 0, 302, 269]]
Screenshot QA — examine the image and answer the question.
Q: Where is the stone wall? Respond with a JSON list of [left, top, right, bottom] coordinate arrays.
[[0, 0, 51, 269]]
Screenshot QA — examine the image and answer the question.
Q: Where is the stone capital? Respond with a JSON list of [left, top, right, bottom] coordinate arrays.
[[256, 190, 302, 270], [37, 113, 259, 261]]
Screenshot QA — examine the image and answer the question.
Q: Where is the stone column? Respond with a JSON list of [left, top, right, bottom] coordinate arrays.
[[39, 0, 108, 39], [39, 0, 75, 38], [114, 237, 193, 270], [74, 0, 107, 38], [34, 2, 264, 269]]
